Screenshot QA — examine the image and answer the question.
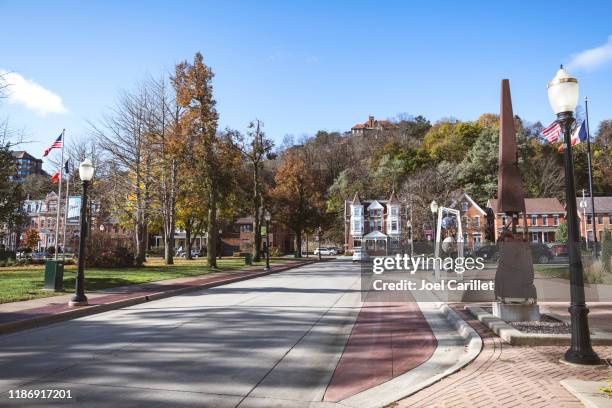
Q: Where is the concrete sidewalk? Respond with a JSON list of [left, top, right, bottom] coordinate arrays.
[[0, 260, 314, 335]]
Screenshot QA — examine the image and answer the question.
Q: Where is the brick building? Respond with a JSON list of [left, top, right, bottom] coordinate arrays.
[[344, 191, 407, 255], [219, 217, 295, 256], [11, 151, 47, 181], [486, 198, 565, 243], [351, 115, 399, 137], [452, 192, 487, 251], [576, 196, 612, 243]]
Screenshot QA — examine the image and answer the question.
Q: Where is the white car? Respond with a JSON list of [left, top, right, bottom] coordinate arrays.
[[314, 247, 334, 256], [352, 248, 369, 262]]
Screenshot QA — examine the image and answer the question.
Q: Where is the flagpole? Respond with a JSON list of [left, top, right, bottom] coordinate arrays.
[[584, 97, 598, 258], [54, 129, 65, 261], [62, 164, 70, 261]]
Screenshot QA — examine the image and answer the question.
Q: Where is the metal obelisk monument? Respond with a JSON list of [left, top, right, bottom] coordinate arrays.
[[493, 79, 539, 321]]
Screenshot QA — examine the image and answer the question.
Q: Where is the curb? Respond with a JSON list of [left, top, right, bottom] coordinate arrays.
[[465, 305, 612, 346], [338, 301, 483, 408], [0, 260, 317, 336]]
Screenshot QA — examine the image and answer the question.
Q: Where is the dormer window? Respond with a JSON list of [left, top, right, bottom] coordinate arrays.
[[352, 206, 362, 216], [390, 206, 398, 217]]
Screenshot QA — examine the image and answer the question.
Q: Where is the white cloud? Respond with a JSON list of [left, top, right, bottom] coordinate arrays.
[[567, 35, 612, 72], [0, 70, 68, 115]]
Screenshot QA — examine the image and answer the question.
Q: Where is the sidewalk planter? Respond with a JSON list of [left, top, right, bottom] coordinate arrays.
[[44, 260, 64, 291], [244, 253, 252, 265]]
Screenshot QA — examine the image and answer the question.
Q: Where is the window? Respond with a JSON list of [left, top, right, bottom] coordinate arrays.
[[598, 214, 603, 224], [542, 216, 548, 226], [462, 202, 468, 212], [609, 214, 612, 224], [353, 220, 361, 232], [391, 220, 397, 231], [352, 206, 361, 216], [553, 215, 559, 226], [240, 224, 253, 233], [353, 239, 362, 248], [531, 232, 538, 242], [473, 216, 480, 228], [587, 214, 592, 224], [531, 215, 537, 225], [390, 207, 398, 216], [502, 215, 507, 226], [369, 209, 382, 217]]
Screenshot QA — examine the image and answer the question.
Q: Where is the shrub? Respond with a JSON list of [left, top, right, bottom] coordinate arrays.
[[0, 249, 16, 261], [583, 260, 604, 284], [81, 231, 136, 268], [601, 229, 611, 274]]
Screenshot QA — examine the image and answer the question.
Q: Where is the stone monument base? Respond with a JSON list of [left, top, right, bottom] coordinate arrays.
[[492, 301, 540, 322]]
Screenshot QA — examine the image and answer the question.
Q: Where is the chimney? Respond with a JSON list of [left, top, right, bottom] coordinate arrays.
[[368, 115, 374, 128]]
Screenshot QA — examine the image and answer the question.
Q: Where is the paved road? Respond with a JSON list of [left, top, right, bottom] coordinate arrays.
[[0, 261, 363, 408]]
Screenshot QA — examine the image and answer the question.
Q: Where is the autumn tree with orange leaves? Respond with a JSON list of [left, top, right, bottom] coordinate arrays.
[[270, 149, 325, 257]]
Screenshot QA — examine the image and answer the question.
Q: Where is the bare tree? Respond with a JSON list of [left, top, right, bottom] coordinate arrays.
[[92, 85, 153, 265]]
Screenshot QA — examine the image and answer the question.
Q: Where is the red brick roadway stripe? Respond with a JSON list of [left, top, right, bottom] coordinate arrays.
[[324, 293, 437, 402], [0, 261, 313, 333]]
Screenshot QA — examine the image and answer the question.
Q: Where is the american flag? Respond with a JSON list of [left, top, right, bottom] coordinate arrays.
[[42, 133, 63, 157], [541, 121, 561, 143]]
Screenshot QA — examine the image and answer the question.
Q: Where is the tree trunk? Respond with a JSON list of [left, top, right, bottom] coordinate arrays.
[[207, 191, 217, 268], [135, 221, 147, 266], [163, 160, 177, 265], [253, 209, 262, 262], [295, 230, 302, 258], [185, 219, 193, 260]]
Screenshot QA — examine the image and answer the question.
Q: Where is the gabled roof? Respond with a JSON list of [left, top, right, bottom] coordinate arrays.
[[487, 198, 564, 214], [351, 117, 400, 130], [458, 192, 486, 215], [363, 230, 388, 239], [388, 189, 400, 204], [367, 200, 384, 210], [351, 192, 361, 204], [575, 196, 612, 213]]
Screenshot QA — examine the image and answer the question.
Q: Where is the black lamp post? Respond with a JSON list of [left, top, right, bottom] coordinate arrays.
[[548, 66, 600, 365], [264, 210, 271, 271], [69, 159, 94, 307], [318, 227, 322, 261]]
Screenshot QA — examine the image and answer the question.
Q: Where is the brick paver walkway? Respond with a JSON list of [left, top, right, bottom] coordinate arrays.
[[391, 307, 611, 408]]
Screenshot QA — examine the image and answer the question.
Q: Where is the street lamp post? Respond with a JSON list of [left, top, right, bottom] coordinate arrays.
[[69, 159, 94, 307], [430, 200, 439, 243], [547, 66, 600, 365], [264, 210, 271, 271], [318, 227, 322, 261]]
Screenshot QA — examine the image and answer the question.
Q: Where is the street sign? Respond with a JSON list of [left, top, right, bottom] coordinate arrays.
[[260, 226, 267, 236]]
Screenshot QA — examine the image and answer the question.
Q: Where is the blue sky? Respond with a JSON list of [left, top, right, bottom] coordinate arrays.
[[2, 1, 612, 171]]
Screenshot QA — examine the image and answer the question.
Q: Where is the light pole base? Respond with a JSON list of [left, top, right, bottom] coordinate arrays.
[[562, 350, 602, 366], [559, 355, 604, 366], [69, 296, 88, 307]]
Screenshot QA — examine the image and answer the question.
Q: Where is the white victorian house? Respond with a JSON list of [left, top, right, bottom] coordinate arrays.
[[344, 191, 406, 255]]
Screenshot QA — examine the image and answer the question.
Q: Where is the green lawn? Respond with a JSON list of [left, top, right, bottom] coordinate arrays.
[[0, 257, 293, 304]]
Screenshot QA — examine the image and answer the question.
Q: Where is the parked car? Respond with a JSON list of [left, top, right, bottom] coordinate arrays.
[[549, 243, 568, 257], [314, 247, 335, 256], [472, 245, 499, 262], [530, 243, 554, 264], [471, 243, 554, 264], [352, 248, 369, 262]]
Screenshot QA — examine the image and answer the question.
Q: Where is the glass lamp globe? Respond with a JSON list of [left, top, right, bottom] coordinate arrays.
[[430, 200, 438, 214], [79, 159, 95, 181], [547, 65, 579, 115], [264, 210, 271, 222]]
